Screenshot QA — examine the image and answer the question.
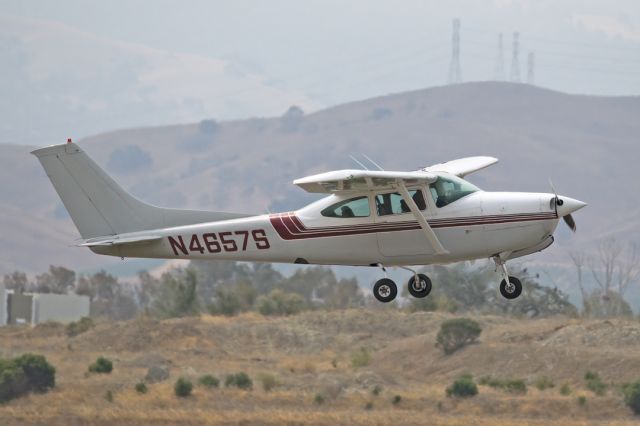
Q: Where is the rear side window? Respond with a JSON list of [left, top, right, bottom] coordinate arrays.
[[321, 196, 370, 218], [375, 190, 426, 216]]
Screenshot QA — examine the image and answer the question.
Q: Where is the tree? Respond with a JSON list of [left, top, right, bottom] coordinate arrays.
[[587, 239, 640, 318], [34, 265, 76, 294], [3, 271, 28, 293], [150, 268, 199, 318]]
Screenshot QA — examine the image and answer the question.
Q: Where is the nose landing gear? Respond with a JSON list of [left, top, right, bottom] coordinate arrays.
[[493, 256, 522, 299]]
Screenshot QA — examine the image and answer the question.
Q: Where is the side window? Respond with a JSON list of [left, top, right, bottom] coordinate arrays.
[[375, 190, 426, 216], [321, 196, 370, 218], [429, 176, 479, 208]]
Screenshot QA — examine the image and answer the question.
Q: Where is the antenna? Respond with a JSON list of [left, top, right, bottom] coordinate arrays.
[[510, 32, 520, 82], [447, 18, 462, 84], [349, 155, 368, 170], [527, 51, 535, 84], [362, 154, 384, 171], [494, 33, 505, 81]]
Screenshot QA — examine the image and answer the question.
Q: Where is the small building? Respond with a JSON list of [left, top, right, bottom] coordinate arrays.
[[0, 282, 90, 326]]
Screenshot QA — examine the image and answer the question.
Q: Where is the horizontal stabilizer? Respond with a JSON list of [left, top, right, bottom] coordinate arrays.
[[77, 234, 163, 247]]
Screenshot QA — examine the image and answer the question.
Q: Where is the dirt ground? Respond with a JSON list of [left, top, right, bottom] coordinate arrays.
[[1, 309, 639, 425]]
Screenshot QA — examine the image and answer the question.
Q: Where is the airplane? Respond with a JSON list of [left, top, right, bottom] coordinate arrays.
[[32, 140, 586, 303]]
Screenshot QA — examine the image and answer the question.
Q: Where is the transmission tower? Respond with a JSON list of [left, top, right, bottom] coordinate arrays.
[[494, 33, 505, 81], [448, 18, 462, 84], [510, 32, 520, 82], [527, 51, 535, 84]]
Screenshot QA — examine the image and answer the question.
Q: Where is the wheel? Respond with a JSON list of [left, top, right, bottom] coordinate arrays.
[[373, 278, 398, 303], [499, 276, 522, 299], [407, 274, 432, 298]]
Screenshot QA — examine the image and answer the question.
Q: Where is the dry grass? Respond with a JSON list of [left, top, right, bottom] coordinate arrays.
[[1, 310, 639, 425]]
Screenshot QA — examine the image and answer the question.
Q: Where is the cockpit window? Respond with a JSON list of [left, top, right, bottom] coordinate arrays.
[[321, 196, 370, 218], [429, 175, 479, 208], [375, 190, 426, 216]]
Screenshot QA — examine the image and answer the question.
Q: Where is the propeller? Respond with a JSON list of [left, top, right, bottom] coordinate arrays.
[[549, 179, 577, 233]]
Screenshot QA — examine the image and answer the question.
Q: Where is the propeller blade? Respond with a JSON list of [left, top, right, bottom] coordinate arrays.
[[563, 214, 576, 232]]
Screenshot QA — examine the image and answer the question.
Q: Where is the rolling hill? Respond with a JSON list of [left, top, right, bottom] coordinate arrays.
[[2, 82, 639, 275]]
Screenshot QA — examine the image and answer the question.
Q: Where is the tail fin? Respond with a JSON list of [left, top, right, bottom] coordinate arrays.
[[32, 142, 250, 239]]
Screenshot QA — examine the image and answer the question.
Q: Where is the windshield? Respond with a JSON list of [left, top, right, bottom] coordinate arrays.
[[429, 175, 480, 208]]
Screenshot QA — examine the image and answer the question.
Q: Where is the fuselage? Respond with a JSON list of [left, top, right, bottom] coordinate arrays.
[[92, 181, 563, 267]]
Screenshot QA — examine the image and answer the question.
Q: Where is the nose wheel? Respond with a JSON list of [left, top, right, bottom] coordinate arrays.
[[499, 276, 522, 299], [373, 278, 398, 303], [493, 256, 523, 300]]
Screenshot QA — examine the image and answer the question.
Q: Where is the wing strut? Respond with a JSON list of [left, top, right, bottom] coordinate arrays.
[[396, 181, 448, 255]]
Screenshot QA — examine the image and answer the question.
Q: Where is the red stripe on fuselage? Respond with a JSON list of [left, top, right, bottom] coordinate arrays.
[[268, 212, 557, 240]]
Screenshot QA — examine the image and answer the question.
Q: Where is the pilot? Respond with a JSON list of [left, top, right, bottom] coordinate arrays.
[[340, 205, 355, 217]]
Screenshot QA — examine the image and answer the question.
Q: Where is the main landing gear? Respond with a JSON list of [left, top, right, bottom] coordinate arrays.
[[372, 265, 432, 303], [493, 256, 522, 300]]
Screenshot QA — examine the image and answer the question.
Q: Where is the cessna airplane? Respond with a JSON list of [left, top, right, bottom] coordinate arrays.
[[32, 141, 586, 303]]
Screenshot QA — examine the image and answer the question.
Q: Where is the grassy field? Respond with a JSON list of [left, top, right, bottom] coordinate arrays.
[[1, 309, 639, 425]]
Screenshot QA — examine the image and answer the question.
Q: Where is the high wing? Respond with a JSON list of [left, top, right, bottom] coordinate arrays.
[[293, 169, 448, 255], [293, 169, 438, 194], [422, 156, 498, 177]]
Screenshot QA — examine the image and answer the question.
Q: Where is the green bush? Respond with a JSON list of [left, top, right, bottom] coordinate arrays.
[[534, 376, 555, 391], [392, 394, 402, 405], [135, 382, 148, 394], [364, 401, 373, 410], [436, 318, 482, 355], [350, 347, 371, 368], [371, 385, 382, 396], [225, 372, 252, 390], [105, 390, 114, 402], [584, 371, 606, 396], [257, 373, 277, 392], [446, 375, 478, 398], [0, 354, 56, 402], [88, 356, 113, 374], [577, 395, 587, 406], [314, 393, 325, 404], [66, 317, 94, 337], [174, 377, 193, 397], [198, 374, 219, 389], [478, 376, 526, 394], [623, 381, 640, 415], [560, 383, 572, 396]]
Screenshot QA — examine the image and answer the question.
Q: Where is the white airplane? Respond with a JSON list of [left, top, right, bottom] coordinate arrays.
[[32, 141, 586, 303]]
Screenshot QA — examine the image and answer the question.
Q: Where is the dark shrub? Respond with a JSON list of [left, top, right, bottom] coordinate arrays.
[[478, 376, 526, 394], [0, 354, 56, 402], [392, 394, 402, 405], [436, 318, 482, 355], [534, 376, 555, 391], [446, 375, 478, 398], [225, 372, 252, 390], [371, 385, 382, 396], [198, 374, 219, 389], [135, 382, 148, 394], [623, 381, 640, 415], [66, 317, 94, 337], [174, 377, 193, 397], [350, 347, 371, 368], [314, 393, 325, 404], [257, 373, 277, 392], [584, 371, 606, 396], [105, 390, 114, 402], [88, 357, 113, 374]]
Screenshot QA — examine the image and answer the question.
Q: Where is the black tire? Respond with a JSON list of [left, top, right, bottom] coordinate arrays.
[[407, 274, 432, 298], [499, 276, 522, 299], [373, 278, 398, 303]]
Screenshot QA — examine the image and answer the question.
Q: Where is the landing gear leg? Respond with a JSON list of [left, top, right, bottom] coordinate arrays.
[[492, 256, 522, 300]]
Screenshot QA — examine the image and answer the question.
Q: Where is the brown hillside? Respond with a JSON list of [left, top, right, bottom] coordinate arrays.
[[1, 310, 639, 425]]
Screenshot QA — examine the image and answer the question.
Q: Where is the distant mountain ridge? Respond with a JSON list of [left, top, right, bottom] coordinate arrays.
[[2, 82, 639, 274]]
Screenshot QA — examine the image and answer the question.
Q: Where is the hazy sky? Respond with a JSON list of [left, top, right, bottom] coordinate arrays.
[[1, 0, 639, 144]]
